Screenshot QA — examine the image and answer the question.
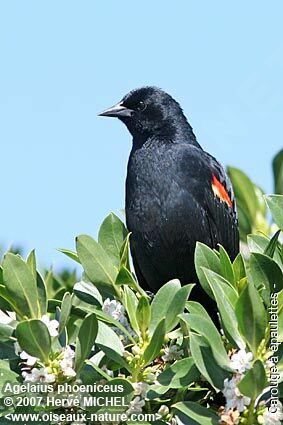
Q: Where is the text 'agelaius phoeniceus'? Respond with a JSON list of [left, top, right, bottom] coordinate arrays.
[[99, 86, 239, 320]]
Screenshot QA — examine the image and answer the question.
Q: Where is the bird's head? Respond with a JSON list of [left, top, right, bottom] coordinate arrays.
[[99, 86, 196, 143]]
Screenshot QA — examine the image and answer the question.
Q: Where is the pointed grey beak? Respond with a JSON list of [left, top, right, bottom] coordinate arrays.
[[98, 102, 133, 118]]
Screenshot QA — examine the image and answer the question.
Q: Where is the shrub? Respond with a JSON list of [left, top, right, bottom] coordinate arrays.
[[0, 152, 282, 425]]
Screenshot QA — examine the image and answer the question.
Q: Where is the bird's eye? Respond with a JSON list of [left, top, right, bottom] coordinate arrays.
[[137, 101, 146, 111]]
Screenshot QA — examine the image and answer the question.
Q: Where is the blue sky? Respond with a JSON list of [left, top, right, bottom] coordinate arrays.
[[0, 1, 282, 270]]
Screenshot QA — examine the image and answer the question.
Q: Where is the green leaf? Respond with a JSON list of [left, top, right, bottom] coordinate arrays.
[[264, 230, 281, 258], [96, 320, 124, 356], [95, 320, 130, 370], [3, 253, 39, 318], [58, 292, 72, 334], [247, 234, 270, 254], [98, 213, 128, 268], [123, 286, 139, 335], [0, 341, 18, 360], [233, 253, 246, 283], [237, 206, 253, 239], [273, 149, 283, 195], [219, 245, 235, 286], [36, 272, 48, 316], [157, 357, 199, 388], [248, 253, 283, 304], [227, 167, 259, 222], [75, 313, 98, 372], [76, 235, 118, 296], [73, 280, 103, 307], [235, 281, 267, 354], [136, 296, 151, 337], [16, 319, 51, 362], [182, 314, 231, 370], [85, 306, 136, 344], [195, 242, 220, 299], [58, 248, 80, 263], [0, 284, 20, 314], [115, 266, 136, 287], [0, 360, 19, 397], [202, 268, 245, 349], [189, 333, 230, 390], [115, 266, 148, 297], [165, 284, 194, 332], [265, 195, 283, 230], [185, 301, 212, 318], [248, 234, 282, 266], [238, 360, 267, 399], [173, 401, 219, 425], [149, 279, 181, 334], [26, 249, 37, 279], [0, 322, 14, 340], [202, 268, 238, 307], [144, 318, 166, 366], [119, 233, 131, 269]]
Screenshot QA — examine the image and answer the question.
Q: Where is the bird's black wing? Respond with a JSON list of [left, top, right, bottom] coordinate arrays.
[[203, 152, 239, 260], [176, 145, 239, 260]]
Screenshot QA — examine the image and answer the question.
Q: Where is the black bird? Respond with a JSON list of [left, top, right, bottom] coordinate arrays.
[[99, 87, 239, 319]]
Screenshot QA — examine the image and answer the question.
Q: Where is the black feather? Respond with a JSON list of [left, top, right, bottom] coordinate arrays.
[[100, 86, 239, 322]]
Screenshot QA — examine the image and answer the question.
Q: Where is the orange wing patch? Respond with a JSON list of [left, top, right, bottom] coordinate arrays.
[[212, 175, 233, 208]]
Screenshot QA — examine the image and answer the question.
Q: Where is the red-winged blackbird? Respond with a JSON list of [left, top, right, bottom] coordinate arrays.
[[99, 87, 239, 319]]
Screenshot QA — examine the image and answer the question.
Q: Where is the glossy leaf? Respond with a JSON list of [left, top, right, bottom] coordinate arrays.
[[235, 281, 267, 354], [98, 213, 128, 267], [16, 319, 51, 362], [115, 265, 148, 297], [119, 233, 131, 269], [173, 401, 219, 425], [233, 253, 246, 283], [202, 268, 238, 307], [264, 230, 281, 258], [185, 301, 211, 320], [272, 149, 283, 195], [3, 253, 39, 318], [123, 286, 139, 335], [195, 242, 220, 299], [36, 272, 48, 316], [76, 235, 118, 296], [58, 248, 80, 263], [74, 280, 103, 307], [189, 333, 230, 390], [157, 357, 199, 388], [136, 296, 151, 337], [219, 245, 235, 286], [165, 284, 194, 332], [203, 268, 245, 349], [265, 195, 283, 230], [144, 318, 166, 366], [0, 360, 19, 397], [95, 320, 130, 370], [0, 323, 14, 340], [75, 313, 98, 372], [227, 167, 259, 221], [248, 253, 283, 304], [26, 249, 37, 279], [58, 292, 72, 334], [149, 279, 181, 334], [183, 314, 231, 370], [238, 360, 267, 399], [115, 266, 136, 287]]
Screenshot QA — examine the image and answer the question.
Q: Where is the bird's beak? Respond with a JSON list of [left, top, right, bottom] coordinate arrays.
[[98, 102, 133, 118]]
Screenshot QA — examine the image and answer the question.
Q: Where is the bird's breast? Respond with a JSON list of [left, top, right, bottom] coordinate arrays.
[[125, 145, 182, 232]]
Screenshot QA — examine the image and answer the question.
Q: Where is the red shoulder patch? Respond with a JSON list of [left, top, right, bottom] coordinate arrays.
[[212, 174, 233, 208]]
